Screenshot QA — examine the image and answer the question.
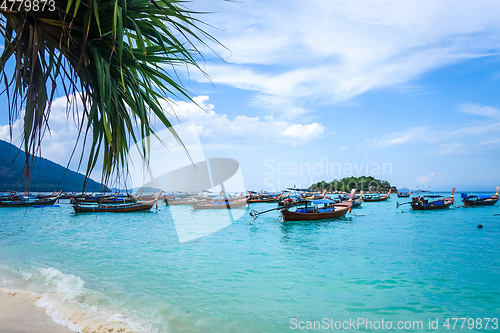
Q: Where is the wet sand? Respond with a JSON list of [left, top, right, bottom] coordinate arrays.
[[0, 292, 73, 333]]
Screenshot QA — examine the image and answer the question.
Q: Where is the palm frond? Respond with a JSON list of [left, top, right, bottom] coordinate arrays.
[[0, 0, 222, 189]]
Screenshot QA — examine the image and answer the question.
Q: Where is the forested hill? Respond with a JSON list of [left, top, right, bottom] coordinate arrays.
[[310, 176, 395, 192], [0, 139, 105, 192]]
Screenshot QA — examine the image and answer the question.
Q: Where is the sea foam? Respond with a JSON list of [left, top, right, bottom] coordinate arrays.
[[2, 266, 158, 333]]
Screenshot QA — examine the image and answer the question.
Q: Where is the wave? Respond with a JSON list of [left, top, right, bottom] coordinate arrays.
[[1, 266, 159, 333]]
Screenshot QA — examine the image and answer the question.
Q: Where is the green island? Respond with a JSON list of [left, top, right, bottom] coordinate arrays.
[[309, 176, 396, 192]]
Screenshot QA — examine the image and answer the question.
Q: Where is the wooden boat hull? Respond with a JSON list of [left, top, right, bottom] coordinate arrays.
[[0, 197, 58, 207], [137, 195, 159, 201], [165, 199, 197, 205], [71, 197, 136, 204], [462, 198, 499, 206], [397, 193, 410, 198], [363, 195, 390, 202], [411, 200, 453, 210], [73, 201, 155, 213], [282, 206, 349, 222], [334, 199, 362, 208], [248, 198, 278, 203], [192, 199, 247, 210], [278, 200, 307, 207]]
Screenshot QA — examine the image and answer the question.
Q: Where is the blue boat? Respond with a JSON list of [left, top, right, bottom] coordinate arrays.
[[461, 187, 499, 206]]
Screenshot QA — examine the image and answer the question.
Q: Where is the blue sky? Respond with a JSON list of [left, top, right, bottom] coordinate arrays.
[[2, 0, 500, 191]]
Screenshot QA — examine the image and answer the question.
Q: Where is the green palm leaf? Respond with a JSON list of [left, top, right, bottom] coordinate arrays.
[[0, 0, 223, 189]]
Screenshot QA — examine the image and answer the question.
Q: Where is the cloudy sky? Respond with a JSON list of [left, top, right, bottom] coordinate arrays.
[[2, 0, 500, 191]]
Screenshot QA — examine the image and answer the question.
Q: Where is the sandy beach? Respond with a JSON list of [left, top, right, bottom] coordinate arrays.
[[0, 292, 73, 333]]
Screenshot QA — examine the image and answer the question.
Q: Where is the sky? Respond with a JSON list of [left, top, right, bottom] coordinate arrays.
[[2, 0, 500, 191]]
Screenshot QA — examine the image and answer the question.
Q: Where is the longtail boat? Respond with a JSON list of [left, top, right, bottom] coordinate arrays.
[[363, 189, 392, 202], [59, 192, 77, 200], [277, 188, 317, 206], [247, 190, 281, 203], [164, 191, 203, 205], [247, 196, 279, 203], [71, 194, 136, 204], [0, 192, 60, 207], [397, 188, 455, 210], [278, 196, 307, 207], [72, 192, 162, 213], [192, 196, 248, 210], [250, 190, 354, 222], [334, 190, 363, 208], [281, 199, 350, 222], [35, 191, 59, 199], [73, 200, 157, 213], [0, 192, 24, 201], [165, 197, 199, 205], [136, 191, 161, 201], [461, 187, 499, 206], [396, 188, 411, 198], [300, 189, 327, 201]]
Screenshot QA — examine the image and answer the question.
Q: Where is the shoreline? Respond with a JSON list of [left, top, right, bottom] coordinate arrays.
[[0, 291, 74, 333]]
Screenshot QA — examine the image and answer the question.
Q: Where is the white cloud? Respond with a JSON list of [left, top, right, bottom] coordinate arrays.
[[417, 171, 436, 183], [0, 96, 89, 172], [158, 96, 325, 147], [189, 0, 500, 115], [445, 121, 500, 137], [434, 138, 500, 155], [436, 143, 464, 155], [0, 95, 325, 173], [201, 143, 256, 151], [373, 112, 500, 148], [478, 138, 500, 146], [281, 123, 324, 144], [375, 127, 428, 145], [458, 104, 500, 118]]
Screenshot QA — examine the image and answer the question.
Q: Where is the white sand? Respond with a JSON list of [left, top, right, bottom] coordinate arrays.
[[0, 292, 74, 333]]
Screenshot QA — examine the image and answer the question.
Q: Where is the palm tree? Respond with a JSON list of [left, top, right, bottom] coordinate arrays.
[[0, 0, 220, 188]]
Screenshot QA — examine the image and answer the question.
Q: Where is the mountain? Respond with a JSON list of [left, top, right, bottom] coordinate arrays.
[[0, 139, 106, 192]]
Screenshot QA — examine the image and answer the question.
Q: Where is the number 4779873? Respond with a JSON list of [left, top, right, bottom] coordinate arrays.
[[443, 318, 499, 330], [0, 0, 55, 12]]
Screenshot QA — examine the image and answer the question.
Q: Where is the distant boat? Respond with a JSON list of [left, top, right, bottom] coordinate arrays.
[[397, 188, 455, 210], [164, 191, 202, 205], [334, 190, 363, 208], [73, 200, 157, 213], [461, 187, 499, 206], [396, 187, 411, 198], [250, 191, 355, 222], [136, 190, 161, 201], [247, 191, 281, 203], [281, 199, 351, 222], [248, 196, 279, 203], [0, 193, 60, 207], [363, 189, 392, 202], [59, 192, 77, 199], [71, 194, 136, 204], [165, 197, 199, 205], [192, 196, 247, 210], [277, 196, 307, 207], [277, 188, 324, 206], [72, 192, 162, 213]]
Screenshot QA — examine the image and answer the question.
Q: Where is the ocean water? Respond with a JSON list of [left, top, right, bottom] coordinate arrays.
[[1, 192, 500, 332]]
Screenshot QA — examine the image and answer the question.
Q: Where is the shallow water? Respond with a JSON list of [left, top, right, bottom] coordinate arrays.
[[1, 192, 499, 332]]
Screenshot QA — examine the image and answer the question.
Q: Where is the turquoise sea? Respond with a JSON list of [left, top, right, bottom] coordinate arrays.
[[1, 192, 500, 332]]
